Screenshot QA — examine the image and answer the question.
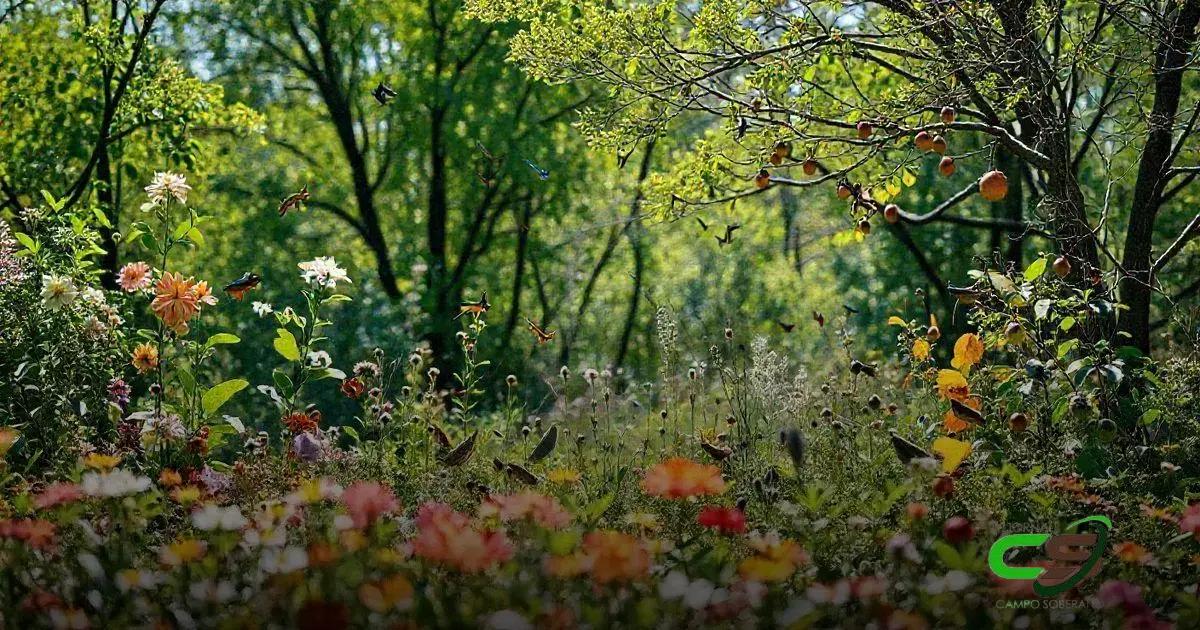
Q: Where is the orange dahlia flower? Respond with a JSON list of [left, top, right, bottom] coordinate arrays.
[[642, 457, 725, 499]]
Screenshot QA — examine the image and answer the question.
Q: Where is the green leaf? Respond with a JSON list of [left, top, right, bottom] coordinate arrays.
[[342, 425, 360, 443], [312, 367, 346, 380], [1139, 409, 1163, 426], [1023, 257, 1047, 281], [322, 294, 352, 304], [91, 207, 113, 228], [1034, 299, 1052, 320], [1057, 339, 1079, 359], [583, 492, 615, 524], [201, 379, 249, 416], [1059, 316, 1076, 332], [273, 328, 301, 361], [13, 232, 38, 253], [187, 227, 205, 248], [272, 369, 293, 396], [205, 333, 240, 348]]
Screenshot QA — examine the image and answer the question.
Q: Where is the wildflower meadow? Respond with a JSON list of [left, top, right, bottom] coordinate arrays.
[[4, 2, 1200, 629]]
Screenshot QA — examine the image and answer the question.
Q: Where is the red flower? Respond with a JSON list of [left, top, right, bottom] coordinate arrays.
[[341, 377, 365, 399], [697, 505, 747, 534], [942, 516, 974, 545]]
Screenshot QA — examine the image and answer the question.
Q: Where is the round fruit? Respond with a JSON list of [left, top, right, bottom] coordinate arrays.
[[930, 135, 948, 154], [938, 156, 956, 176], [857, 218, 872, 235], [837, 184, 852, 199], [914, 130, 934, 151], [802, 158, 819, 175], [943, 515, 974, 543], [883, 203, 901, 224], [932, 475, 956, 498], [1097, 418, 1118, 443], [926, 325, 941, 341], [774, 141, 792, 159], [940, 106, 956, 124], [769, 152, 782, 166], [980, 170, 1009, 201], [754, 169, 771, 189], [1008, 412, 1029, 432], [857, 121, 873, 139], [1052, 256, 1071, 278]]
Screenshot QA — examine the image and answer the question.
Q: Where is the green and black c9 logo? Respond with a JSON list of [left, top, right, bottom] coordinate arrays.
[[987, 515, 1111, 597]]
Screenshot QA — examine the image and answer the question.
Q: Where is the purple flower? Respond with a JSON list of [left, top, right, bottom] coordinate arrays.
[[292, 432, 323, 463], [107, 378, 131, 409], [198, 466, 231, 495]]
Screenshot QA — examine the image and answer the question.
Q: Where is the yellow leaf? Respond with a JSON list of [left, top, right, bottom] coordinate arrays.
[[912, 338, 931, 361], [950, 333, 984, 372], [887, 316, 907, 327], [932, 437, 971, 473]]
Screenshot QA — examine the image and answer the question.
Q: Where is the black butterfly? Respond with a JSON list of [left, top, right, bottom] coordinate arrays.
[[372, 83, 396, 105], [715, 223, 742, 247], [777, 319, 796, 333]]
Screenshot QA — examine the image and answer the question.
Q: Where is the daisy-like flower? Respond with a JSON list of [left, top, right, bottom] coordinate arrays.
[[81, 469, 152, 498], [298, 256, 351, 289], [357, 574, 414, 614], [739, 531, 809, 582], [40, 274, 77, 310], [33, 482, 83, 510], [130, 343, 158, 374], [83, 453, 121, 470], [193, 280, 218, 306], [697, 505, 747, 534], [1113, 541, 1155, 565], [479, 492, 572, 529], [160, 538, 207, 566], [412, 502, 513, 573], [341, 481, 399, 529], [144, 172, 191, 206], [252, 301, 273, 317], [191, 504, 248, 532], [116, 568, 165, 592], [642, 457, 725, 499], [581, 530, 652, 584], [151, 272, 200, 334]]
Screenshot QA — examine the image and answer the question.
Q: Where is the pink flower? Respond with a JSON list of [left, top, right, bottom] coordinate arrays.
[[117, 262, 153, 292], [412, 502, 512, 573], [697, 506, 747, 534], [479, 492, 572, 529], [341, 481, 398, 529], [1179, 503, 1200, 540], [1092, 580, 1148, 615], [33, 482, 83, 510]]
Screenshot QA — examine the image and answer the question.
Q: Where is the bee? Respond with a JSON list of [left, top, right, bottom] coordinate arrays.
[[223, 273, 261, 300], [278, 184, 309, 217]]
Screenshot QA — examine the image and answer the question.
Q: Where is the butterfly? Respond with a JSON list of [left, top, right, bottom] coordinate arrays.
[[734, 116, 749, 140], [277, 184, 309, 217], [812, 311, 825, 327], [715, 223, 741, 247], [523, 159, 550, 180], [223, 273, 261, 300], [524, 317, 556, 344], [843, 304, 860, 314], [372, 83, 396, 105], [948, 284, 981, 305], [696, 216, 709, 231], [776, 319, 796, 332], [890, 431, 931, 464], [454, 291, 490, 320]]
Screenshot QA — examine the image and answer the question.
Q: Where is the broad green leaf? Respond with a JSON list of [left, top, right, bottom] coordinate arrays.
[[205, 333, 240, 348], [1139, 409, 1162, 426], [1024, 257, 1047, 281], [201, 379, 249, 416], [273, 328, 301, 361]]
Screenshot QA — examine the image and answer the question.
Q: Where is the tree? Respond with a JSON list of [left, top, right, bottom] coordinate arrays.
[[472, 0, 1200, 354], [196, 0, 593, 367]]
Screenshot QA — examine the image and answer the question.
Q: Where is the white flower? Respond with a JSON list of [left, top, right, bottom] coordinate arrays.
[[297, 256, 350, 289], [115, 569, 164, 592], [482, 610, 532, 630], [188, 579, 236, 604], [80, 287, 106, 304], [144, 172, 191, 206], [306, 350, 332, 368], [776, 598, 815, 626], [191, 504, 248, 531], [77, 553, 104, 579], [259, 546, 308, 574], [251, 301, 273, 317], [943, 570, 971, 592], [658, 570, 689, 599], [683, 578, 716, 610], [41, 274, 78, 310], [81, 469, 152, 498]]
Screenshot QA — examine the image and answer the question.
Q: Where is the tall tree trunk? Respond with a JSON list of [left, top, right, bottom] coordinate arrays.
[[998, 150, 1024, 267], [1120, 0, 1200, 353], [500, 199, 532, 353], [615, 217, 645, 370], [96, 143, 119, 289], [425, 104, 457, 369]]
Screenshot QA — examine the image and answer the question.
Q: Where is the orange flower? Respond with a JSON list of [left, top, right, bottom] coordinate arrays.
[[950, 333, 984, 373], [131, 343, 159, 374], [912, 339, 931, 361], [160, 538, 206, 565], [581, 530, 652, 584], [935, 369, 970, 401], [412, 502, 512, 573], [642, 457, 725, 499], [479, 492, 572, 529], [1113, 541, 1154, 565], [358, 574, 413, 613], [116, 261, 153, 292], [193, 280, 218, 307], [0, 519, 57, 550], [158, 469, 182, 488], [150, 272, 199, 334], [542, 551, 589, 578]]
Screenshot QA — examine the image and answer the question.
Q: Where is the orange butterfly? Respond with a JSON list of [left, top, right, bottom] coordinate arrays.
[[278, 184, 309, 217], [524, 317, 557, 344], [454, 291, 490, 320], [223, 273, 261, 300]]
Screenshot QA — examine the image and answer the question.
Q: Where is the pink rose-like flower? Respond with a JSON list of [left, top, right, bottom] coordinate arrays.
[[1179, 503, 1200, 540], [117, 262, 153, 292], [33, 482, 83, 510], [341, 481, 399, 529]]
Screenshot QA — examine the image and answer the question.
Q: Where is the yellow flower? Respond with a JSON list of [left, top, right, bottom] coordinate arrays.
[[935, 369, 970, 401], [547, 468, 581, 485], [171, 485, 202, 505], [131, 343, 159, 374], [160, 538, 206, 566], [83, 453, 121, 471], [912, 339, 931, 361], [358, 574, 413, 613], [950, 334, 984, 373], [622, 512, 661, 531], [739, 536, 809, 582]]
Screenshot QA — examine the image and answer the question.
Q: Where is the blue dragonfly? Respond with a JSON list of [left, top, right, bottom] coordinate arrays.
[[523, 159, 550, 180]]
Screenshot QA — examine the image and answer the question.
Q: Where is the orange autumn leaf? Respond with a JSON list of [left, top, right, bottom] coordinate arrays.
[[950, 334, 984, 372], [912, 339, 931, 361], [935, 369, 970, 401]]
